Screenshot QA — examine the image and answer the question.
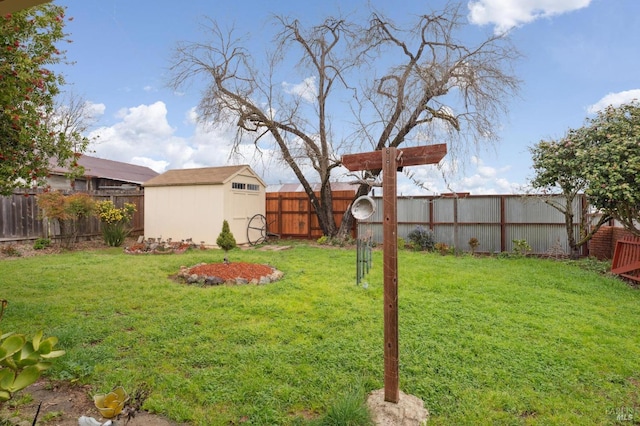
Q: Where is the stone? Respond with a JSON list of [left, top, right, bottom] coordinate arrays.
[[269, 270, 284, 281], [366, 389, 429, 426], [204, 276, 224, 286], [259, 276, 271, 284]]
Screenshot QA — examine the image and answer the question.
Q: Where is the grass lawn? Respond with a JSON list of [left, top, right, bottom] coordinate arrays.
[[0, 242, 639, 425]]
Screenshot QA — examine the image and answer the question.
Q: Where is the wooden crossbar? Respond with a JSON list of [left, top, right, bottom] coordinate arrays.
[[611, 238, 640, 282]]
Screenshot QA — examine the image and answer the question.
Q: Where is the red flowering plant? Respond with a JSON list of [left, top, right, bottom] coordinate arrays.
[[0, 5, 87, 195]]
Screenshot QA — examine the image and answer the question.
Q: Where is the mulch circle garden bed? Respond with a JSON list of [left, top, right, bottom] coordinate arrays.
[[175, 262, 284, 286]]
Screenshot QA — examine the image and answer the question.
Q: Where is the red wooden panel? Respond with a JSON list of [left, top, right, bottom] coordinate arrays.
[[611, 238, 640, 282]]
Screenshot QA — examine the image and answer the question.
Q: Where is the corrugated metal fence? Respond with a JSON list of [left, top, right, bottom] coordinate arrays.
[[0, 190, 144, 243], [357, 194, 586, 256]]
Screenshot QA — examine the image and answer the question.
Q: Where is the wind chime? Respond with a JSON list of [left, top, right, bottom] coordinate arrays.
[[342, 144, 447, 403], [352, 195, 376, 286]]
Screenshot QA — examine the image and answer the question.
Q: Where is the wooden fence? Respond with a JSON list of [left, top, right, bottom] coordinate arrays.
[[266, 190, 356, 240], [0, 190, 144, 243]]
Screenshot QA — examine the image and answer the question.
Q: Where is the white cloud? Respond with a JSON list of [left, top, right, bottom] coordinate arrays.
[[131, 156, 170, 172], [185, 107, 198, 125], [88, 101, 229, 173], [587, 89, 640, 114], [282, 76, 317, 103], [394, 156, 519, 195], [86, 101, 286, 177], [468, 0, 592, 34], [85, 101, 106, 117], [83, 101, 522, 193]]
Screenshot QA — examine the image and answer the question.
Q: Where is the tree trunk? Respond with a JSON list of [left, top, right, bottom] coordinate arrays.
[[317, 180, 337, 237]]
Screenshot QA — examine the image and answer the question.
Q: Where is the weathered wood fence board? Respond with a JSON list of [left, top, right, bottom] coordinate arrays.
[[0, 190, 44, 240], [0, 190, 144, 243]]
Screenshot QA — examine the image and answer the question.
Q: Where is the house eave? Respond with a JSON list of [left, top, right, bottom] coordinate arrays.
[[0, 0, 51, 14]]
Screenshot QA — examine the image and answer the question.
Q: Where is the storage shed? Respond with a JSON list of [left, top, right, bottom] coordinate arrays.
[[143, 165, 266, 247]]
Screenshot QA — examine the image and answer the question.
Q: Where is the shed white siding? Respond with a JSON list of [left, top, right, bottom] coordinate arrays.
[[144, 185, 225, 245], [143, 165, 265, 247]]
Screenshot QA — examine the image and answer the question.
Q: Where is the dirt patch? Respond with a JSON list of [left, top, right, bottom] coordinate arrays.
[[0, 239, 113, 259], [175, 262, 284, 285], [366, 389, 429, 426], [0, 379, 183, 425]]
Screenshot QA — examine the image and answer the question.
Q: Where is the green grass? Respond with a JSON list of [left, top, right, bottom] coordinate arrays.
[[0, 243, 639, 425]]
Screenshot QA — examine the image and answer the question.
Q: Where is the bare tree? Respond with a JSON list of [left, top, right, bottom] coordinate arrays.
[[170, 3, 520, 238], [53, 93, 98, 150], [43, 91, 100, 183]]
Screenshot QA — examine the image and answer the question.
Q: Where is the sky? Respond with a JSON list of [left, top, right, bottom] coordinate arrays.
[[51, 0, 640, 195]]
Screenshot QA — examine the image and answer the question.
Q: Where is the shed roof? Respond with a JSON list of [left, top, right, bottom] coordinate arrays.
[[49, 155, 158, 185], [143, 165, 265, 188]]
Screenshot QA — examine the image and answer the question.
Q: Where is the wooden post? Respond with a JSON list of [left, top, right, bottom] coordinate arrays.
[[383, 147, 399, 403], [341, 143, 447, 404]]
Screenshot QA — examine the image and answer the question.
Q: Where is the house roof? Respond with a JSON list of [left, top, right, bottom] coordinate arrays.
[[143, 165, 266, 188], [49, 155, 159, 185]]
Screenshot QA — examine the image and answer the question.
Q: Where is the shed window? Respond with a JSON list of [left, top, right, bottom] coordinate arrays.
[[232, 182, 260, 191]]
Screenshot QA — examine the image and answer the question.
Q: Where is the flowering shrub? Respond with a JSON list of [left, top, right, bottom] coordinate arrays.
[[36, 191, 95, 248], [95, 201, 136, 246]]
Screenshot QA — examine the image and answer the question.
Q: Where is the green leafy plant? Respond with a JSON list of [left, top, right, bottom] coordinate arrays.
[[317, 235, 328, 245], [95, 200, 136, 247], [512, 239, 532, 257], [216, 220, 237, 253], [317, 235, 355, 247], [407, 225, 436, 251], [33, 238, 51, 250], [0, 330, 65, 402]]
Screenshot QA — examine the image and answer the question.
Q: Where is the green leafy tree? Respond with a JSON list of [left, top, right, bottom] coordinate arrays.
[[529, 133, 611, 258], [216, 220, 237, 253], [0, 4, 85, 196], [579, 102, 640, 235]]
